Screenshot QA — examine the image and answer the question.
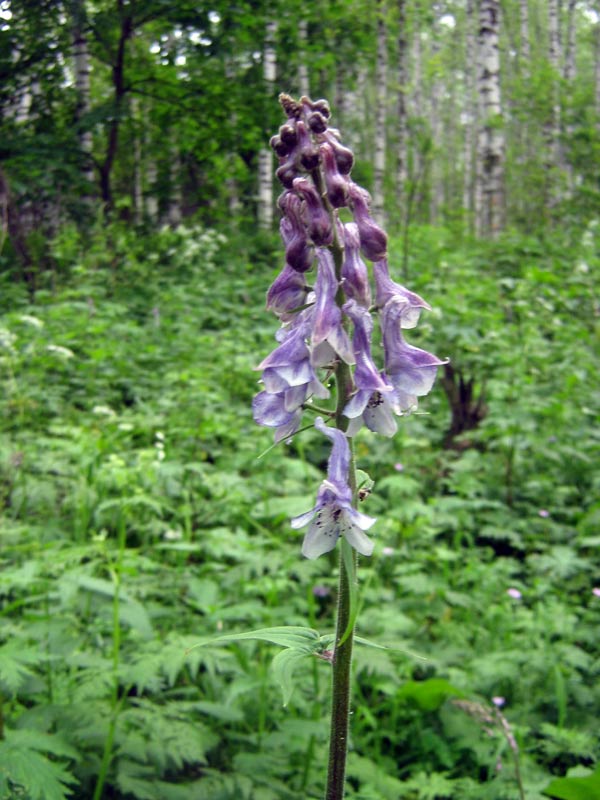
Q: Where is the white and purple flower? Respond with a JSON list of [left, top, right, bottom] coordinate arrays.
[[291, 418, 376, 559]]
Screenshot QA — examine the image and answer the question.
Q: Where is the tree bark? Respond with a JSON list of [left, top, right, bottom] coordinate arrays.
[[564, 0, 576, 82], [547, 0, 562, 174], [595, 17, 600, 134], [463, 0, 477, 222], [71, 0, 94, 188], [395, 0, 408, 228], [298, 20, 310, 97], [99, 1, 133, 212], [475, 0, 505, 238], [519, 0, 530, 76], [257, 20, 277, 230], [372, 0, 387, 227]]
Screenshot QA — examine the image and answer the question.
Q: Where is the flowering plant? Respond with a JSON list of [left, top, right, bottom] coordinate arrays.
[[251, 94, 444, 800]]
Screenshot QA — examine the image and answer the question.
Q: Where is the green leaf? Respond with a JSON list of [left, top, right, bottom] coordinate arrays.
[[190, 626, 320, 651], [270, 647, 312, 706], [0, 731, 77, 800], [542, 768, 600, 800], [397, 679, 465, 711]]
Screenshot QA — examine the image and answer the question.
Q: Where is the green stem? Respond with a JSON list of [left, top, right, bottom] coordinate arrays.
[[314, 158, 360, 800]]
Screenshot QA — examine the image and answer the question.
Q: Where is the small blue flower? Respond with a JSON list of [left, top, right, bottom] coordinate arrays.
[[291, 418, 376, 559]]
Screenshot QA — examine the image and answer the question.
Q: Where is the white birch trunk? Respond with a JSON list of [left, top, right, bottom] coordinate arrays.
[[372, 2, 387, 226], [72, 3, 94, 186], [298, 20, 310, 97], [519, 0, 530, 76], [257, 21, 277, 229], [463, 0, 477, 219], [428, 4, 442, 225], [595, 19, 600, 134], [475, 0, 505, 237], [564, 0, 576, 82], [146, 159, 159, 222], [548, 0, 562, 172], [396, 0, 408, 225]]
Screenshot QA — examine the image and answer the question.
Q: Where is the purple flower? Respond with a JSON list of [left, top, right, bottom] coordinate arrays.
[[319, 141, 348, 208], [592, 587, 600, 598], [293, 177, 333, 246], [381, 297, 446, 412], [538, 509, 550, 518], [253, 321, 329, 441], [342, 300, 397, 437], [373, 259, 430, 328], [341, 223, 371, 307], [492, 696, 506, 707], [266, 264, 310, 318], [311, 249, 355, 366], [394, 462, 404, 472], [507, 588, 522, 600], [291, 417, 376, 559], [279, 193, 314, 272], [348, 182, 387, 261]]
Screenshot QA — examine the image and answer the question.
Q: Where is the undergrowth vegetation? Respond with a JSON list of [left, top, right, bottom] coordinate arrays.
[[0, 221, 598, 799]]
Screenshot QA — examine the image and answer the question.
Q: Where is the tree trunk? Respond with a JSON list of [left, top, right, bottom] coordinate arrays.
[[463, 0, 477, 223], [99, 1, 133, 212], [564, 0, 576, 82], [71, 0, 94, 188], [372, 1, 387, 227], [475, 0, 505, 238], [428, 4, 442, 226], [395, 0, 408, 229], [519, 0, 530, 76], [595, 18, 600, 134], [547, 0, 562, 176], [257, 20, 277, 230], [298, 20, 310, 97]]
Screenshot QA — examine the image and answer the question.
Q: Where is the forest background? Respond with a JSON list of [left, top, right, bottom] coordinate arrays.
[[0, 1, 599, 799]]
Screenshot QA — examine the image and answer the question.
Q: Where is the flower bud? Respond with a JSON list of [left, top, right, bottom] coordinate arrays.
[[270, 135, 291, 158], [320, 142, 348, 208], [279, 123, 298, 147], [323, 131, 354, 175], [348, 183, 387, 261], [296, 120, 320, 171], [276, 160, 298, 188], [341, 223, 371, 306], [308, 112, 328, 133], [280, 193, 315, 272], [311, 99, 331, 118], [293, 177, 333, 246]]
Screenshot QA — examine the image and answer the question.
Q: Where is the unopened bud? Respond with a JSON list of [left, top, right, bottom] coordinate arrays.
[[279, 124, 298, 147], [270, 135, 291, 158], [308, 112, 328, 133], [296, 120, 320, 170], [293, 177, 333, 246], [311, 99, 331, 118], [349, 183, 387, 261], [276, 161, 298, 188], [323, 131, 354, 175], [320, 142, 348, 208]]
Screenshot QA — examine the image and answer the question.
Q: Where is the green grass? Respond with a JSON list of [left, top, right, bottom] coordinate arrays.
[[0, 221, 598, 799]]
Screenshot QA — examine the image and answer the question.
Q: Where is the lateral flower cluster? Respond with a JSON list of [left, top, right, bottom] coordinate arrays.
[[253, 94, 445, 558]]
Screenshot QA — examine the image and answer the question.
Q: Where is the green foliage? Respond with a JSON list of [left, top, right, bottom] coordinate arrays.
[[0, 222, 598, 797]]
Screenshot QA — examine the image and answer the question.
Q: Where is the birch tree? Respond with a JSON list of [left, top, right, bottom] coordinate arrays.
[[463, 0, 477, 220], [257, 20, 277, 229], [395, 0, 408, 225], [71, 0, 94, 188], [519, 0, 530, 76], [475, 0, 505, 237], [372, 0, 388, 226]]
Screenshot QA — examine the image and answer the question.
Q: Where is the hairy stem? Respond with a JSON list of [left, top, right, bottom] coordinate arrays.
[[324, 183, 358, 800]]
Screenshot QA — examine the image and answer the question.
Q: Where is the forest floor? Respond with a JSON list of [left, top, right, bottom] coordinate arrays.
[[0, 222, 598, 799]]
